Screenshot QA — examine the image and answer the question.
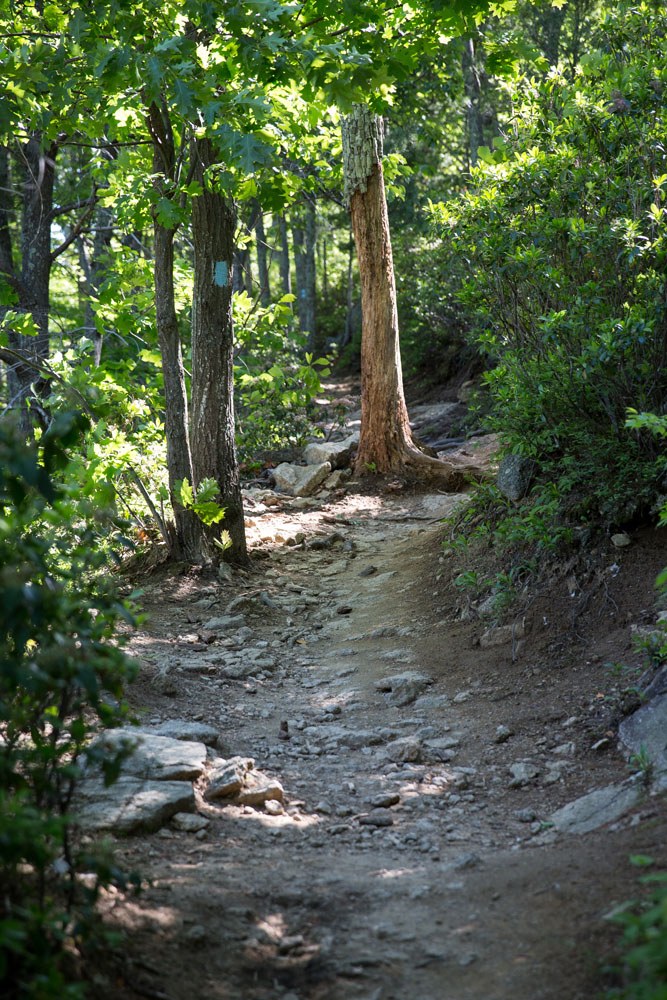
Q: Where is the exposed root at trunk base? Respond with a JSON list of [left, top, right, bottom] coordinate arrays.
[[355, 440, 490, 490]]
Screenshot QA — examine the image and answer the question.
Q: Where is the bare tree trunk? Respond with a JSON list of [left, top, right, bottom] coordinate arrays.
[[255, 205, 271, 306], [190, 137, 248, 565], [292, 216, 306, 329], [340, 227, 355, 348], [78, 203, 112, 366], [278, 214, 291, 297], [304, 196, 317, 351], [462, 38, 485, 169], [0, 136, 57, 434], [148, 101, 202, 561], [342, 104, 476, 487]]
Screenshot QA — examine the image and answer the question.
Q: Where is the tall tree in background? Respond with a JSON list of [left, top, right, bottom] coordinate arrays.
[[342, 104, 475, 485]]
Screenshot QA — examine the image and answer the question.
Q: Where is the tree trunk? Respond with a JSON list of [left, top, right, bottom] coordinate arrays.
[[78, 202, 113, 366], [1, 136, 57, 435], [147, 100, 202, 561], [303, 196, 317, 351], [190, 137, 248, 565], [342, 104, 476, 487], [254, 205, 271, 306], [153, 221, 202, 560], [278, 214, 291, 297], [462, 38, 485, 169], [292, 216, 306, 329]]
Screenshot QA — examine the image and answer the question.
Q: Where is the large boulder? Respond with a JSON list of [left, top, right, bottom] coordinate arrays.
[[272, 461, 332, 497], [550, 781, 644, 835], [75, 776, 195, 835], [619, 691, 667, 790], [497, 454, 535, 501], [89, 729, 207, 781], [303, 433, 359, 469]]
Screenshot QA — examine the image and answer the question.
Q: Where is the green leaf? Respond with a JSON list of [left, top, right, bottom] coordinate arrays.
[[175, 478, 193, 507]]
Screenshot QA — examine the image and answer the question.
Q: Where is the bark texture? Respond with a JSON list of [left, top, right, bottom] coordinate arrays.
[[191, 137, 247, 564], [0, 137, 56, 434], [342, 104, 479, 488], [148, 101, 201, 561], [254, 204, 271, 306]]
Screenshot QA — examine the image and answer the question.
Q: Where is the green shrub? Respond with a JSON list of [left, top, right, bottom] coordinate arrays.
[[0, 413, 138, 998], [233, 292, 330, 463], [606, 861, 667, 1000], [433, 0, 667, 531]]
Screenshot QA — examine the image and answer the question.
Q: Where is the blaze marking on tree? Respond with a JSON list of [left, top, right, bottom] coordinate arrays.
[[214, 261, 229, 287]]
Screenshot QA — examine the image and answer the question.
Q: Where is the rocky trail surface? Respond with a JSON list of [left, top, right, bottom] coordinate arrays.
[[89, 398, 667, 1000]]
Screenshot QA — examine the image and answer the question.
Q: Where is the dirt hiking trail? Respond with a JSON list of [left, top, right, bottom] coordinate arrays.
[[101, 398, 667, 1000]]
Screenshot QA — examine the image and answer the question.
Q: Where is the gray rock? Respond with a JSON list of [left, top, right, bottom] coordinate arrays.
[[550, 781, 644, 834], [619, 692, 667, 787], [495, 725, 513, 743], [89, 730, 207, 781], [236, 773, 284, 807], [273, 462, 332, 497], [359, 809, 394, 827], [171, 813, 210, 833], [508, 761, 540, 787], [324, 469, 352, 490], [303, 434, 358, 469], [370, 792, 401, 809], [611, 532, 632, 548], [148, 720, 220, 747], [386, 737, 422, 763], [375, 671, 432, 707], [497, 454, 534, 501], [202, 614, 247, 632], [480, 619, 525, 649], [76, 776, 195, 834], [205, 757, 254, 800]]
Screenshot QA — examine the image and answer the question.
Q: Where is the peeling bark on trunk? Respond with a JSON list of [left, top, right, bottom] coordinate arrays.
[[342, 104, 478, 488], [190, 137, 248, 565]]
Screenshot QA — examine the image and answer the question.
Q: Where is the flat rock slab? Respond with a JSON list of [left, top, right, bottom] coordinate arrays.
[[375, 671, 432, 707], [273, 462, 332, 497], [76, 776, 195, 835], [142, 720, 220, 747], [619, 692, 667, 788], [91, 729, 207, 781], [550, 781, 644, 835]]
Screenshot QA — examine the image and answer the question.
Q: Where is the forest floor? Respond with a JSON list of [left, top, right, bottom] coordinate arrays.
[[100, 382, 667, 1000]]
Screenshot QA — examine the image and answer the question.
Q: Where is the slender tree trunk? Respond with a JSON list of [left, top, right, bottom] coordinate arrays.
[[254, 205, 271, 306], [278, 214, 291, 297], [147, 100, 202, 561], [1, 136, 57, 434], [340, 228, 355, 349], [462, 38, 485, 169], [153, 222, 202, 560], [190, 137, 247, 565], [342, 104, 475, 487], [304, 196, 317, 351], [78, 203, 112, 366], [292, 216, 306, 329]]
